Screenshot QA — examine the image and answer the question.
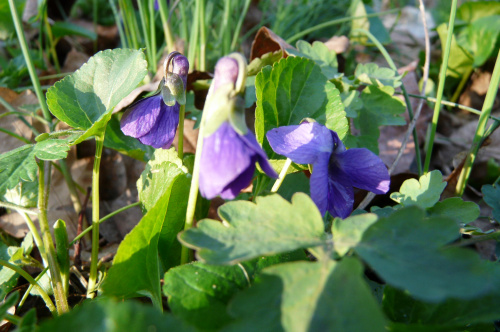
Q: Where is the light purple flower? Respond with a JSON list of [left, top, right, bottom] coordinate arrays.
[[198, 56, 277, 200], [120, 53, 189, 149], [266, 122, 390, 218]]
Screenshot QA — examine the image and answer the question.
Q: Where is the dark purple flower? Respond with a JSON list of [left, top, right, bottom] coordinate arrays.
[[266, 122, 390, 218], [120, 53, 188, 149], [198, 56, 277, 200]]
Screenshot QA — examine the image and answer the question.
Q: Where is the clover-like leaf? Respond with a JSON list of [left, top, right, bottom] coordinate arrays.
[[287, 40, 338, 79], [47, 49, 147, 144], [179, 193, 328, 265], [332, 213, 378, 256], [482, 185, 500, 222], [224, 258, 386, 332], [390, 170, 447, 209], [355, 63, 403, 88], [255, 56, 348, 158], [354, 207, 499, 302], [427, 197, 480, 225]]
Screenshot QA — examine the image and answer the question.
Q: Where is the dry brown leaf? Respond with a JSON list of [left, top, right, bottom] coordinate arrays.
[[250, 27, 293, 61]]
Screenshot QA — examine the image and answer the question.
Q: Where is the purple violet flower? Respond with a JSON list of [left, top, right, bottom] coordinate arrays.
[[266, 122, 390, 218], [198, 56, 277, 200], [120, 52, 189, 149]]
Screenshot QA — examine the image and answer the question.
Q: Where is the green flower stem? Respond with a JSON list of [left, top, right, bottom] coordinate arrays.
[[157, 0, 175, 53], [148, 0, 157, 71], [120, 0, 140, 49], [21, 213, 46, 267], [0, 201, 37, 215], [8, 0, 52, 126], [220, 0, 232, 55], [93, 0, 98, 52], [0, 127, 31, 144], [451, 67, 473, 104], [456, 50, 500, 196], [38, 161, 69, 314], [180, 116, 207, 265], [178, 104, 185, 159], [353, 28, 422, 175], [423, 0, 458, 173], [271, 158, 292, 192], [0, 260, 56, 315], [187, 0, 200, 71], [286, 8, 399, 44], [199, 0, 206, 71], [138, 0, 153, 73], [18, 266, 49, 309], [109, 0, 128, 48], [69, 201, 141, 246], [87, 133, 105, 298], [230, 0, 251, 51], [43, 11, 61, 73], [179, 2, 189, 48]]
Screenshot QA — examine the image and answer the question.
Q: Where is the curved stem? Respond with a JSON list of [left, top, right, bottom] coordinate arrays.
[[352, 28, 422, 175], [87, 133, 105, 298], [423, 0, 458, 173], [0, 260, 56, 315], [69, 201, 141, 246], [271, 158, 292, 192], [157, 0, 175, 53], [286, 8, 399, 44], [18, 267, 49, 309], [37, 161, 69, 314]]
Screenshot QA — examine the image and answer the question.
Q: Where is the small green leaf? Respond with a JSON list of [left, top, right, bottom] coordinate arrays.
[[456, 1, 500, 24], [457, 15, 500, 68], [104, 114, 154, 161], [355, 207, 499, 302], [255, 56, 348, 157], [265, 159, 308, 175], [0, 138, 72, 196], [225, 258, 386, 332], [427, 197, 480, 225], [37, 298, 195, 332], [390, 170, 447, 209], [15, 308, 37, 332], [0, 0, 24, 40], [0, 292, 18, 320], [247, 50, 283, 76], [340, 90, 362, 118], [102, 162, 188, 306], [332, 213, 378, 256], [0, 242, 19, 298], [287, 40, 338, 79], [436, 23, 474, 79], [47, 49, 147, 143], [482, 185, 500, 222], [350, 0, 390, 45], [355, 63, 403, 88], [351, 85, 406, 153], [179, 193, 327, 265], [275, 171, 310, 202]]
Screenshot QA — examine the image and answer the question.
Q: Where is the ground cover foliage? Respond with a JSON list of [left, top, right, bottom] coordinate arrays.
[[1, 0, 500, 331]]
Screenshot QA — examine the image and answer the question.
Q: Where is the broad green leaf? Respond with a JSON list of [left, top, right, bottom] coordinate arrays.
[[340, 90, 362, 118], [427, 197, 479, 225], [332, 213, 378, 256], [0, 242, 19, 298], [179, 193, 327, 265], [456, 1, 500, 24], [0, 139, 71, 198], [352, 85, 406, 153], [457, 15, 500, 67], [355, 207, 499, 302], [104, 114, 154, 162], [37, 298, 195, 332], [482, 185, 500, 222], [102, 162, 187, 306], [355, 63, 403, 88], [390, 170, 446, 209], [247, 50, 283, 76], [163, 254, 305, 331], [275, 171, 310, 201], [255, 56, 348, 157], [224, 258, 386, 332], [383, 284, 500, 329], [47, 49, 147, 143], [1, 180, 38, 208], [287, 40, 338, 79], [436, 23, 474, 79], [52, 21, 97, 40]]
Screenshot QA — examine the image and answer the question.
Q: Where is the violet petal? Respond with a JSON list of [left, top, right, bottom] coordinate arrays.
[[309, 152, 331, 215], [120, 94, 162, 138], [336, 148, 390, 194], [266, 122, 333, 165], [241, 131, 278, 179], [219, 157, 257, 200], [199, 123, 254, 199], [327, 162, 354, 219], [137, 103, 180, 149]]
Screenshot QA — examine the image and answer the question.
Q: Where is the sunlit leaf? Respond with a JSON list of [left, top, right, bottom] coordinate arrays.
[[287, 40, 338, 79], [390, 170, 447, 209]]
